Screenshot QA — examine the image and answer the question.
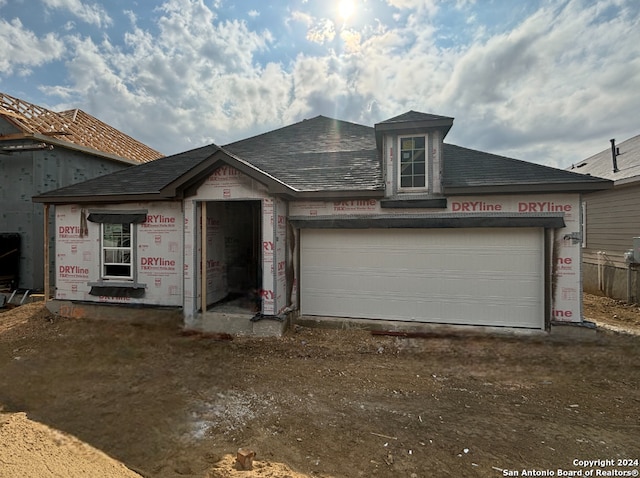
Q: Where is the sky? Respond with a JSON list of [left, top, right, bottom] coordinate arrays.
[[1, 0, 639, 169]]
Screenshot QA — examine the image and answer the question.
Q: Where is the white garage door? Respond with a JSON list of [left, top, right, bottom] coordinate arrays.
[[300, 228, 544, 328]]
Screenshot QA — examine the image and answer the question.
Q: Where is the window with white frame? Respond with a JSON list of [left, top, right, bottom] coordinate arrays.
[[399, 135, 427, 189], [101, 223, 133, 279]]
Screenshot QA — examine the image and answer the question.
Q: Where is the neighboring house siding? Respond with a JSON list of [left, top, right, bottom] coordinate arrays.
[[1, 147, 131, 290], [583, 183, 640, 300], [569, 133, 640, 302]]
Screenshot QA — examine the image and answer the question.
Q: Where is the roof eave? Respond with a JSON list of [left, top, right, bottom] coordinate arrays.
[[32, 192, 170, 204], [283, 189, 386, 201], [443, 181, 613, 195], [374, 119, 454, 149], [32, 148, 307, 204], [0, 132, 141, 165], [612, 174, 640, 187]]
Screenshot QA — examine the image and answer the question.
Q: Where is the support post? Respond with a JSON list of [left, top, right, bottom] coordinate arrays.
[[201, 201, 207, 312], [627, 263, 632, 304], [44, 204, 50, 302]]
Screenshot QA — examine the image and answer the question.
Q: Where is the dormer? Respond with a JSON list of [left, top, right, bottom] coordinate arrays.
[[375, 111, 454, 199]]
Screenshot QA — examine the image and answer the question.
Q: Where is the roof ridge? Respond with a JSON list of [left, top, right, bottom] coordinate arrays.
[[224, 114, 371, 147], [378, 110, 455, 124]]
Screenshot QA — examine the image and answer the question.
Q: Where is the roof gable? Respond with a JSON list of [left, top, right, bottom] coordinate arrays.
[[0, 92, 163, 163], [374, 110, 455, 146], [377, 111, 454, 125]]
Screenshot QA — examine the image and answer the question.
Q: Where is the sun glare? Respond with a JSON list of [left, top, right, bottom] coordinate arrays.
[[338, 0, 356, 21]]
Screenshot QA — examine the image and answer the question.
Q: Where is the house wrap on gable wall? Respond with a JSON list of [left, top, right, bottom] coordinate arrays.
[[34, 112, 612, 335]]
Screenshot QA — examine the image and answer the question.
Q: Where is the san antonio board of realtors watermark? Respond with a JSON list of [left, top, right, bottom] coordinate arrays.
[[494, 458, 639, 476]]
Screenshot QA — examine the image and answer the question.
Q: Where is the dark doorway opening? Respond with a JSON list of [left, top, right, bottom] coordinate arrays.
[[204, 200, 262, 313]]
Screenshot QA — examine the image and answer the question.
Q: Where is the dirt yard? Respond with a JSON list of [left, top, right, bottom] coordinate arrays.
[[1, 294, 639, 478]]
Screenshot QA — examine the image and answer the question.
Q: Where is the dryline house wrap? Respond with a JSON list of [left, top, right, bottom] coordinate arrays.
[[34, 112, 611, 335]]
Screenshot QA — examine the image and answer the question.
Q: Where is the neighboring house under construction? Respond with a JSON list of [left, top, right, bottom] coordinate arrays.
[[0, 92, 163, 291]]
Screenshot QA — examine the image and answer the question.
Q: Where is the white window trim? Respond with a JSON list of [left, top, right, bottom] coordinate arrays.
[[100, 222, 134, 281], [397, 134, 428, 192]]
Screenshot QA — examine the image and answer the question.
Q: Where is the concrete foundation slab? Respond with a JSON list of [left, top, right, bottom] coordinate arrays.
[[294, 315, 549, 338], [199, 311, 288, 337], [47, 300, 182, 327], [47, 300, 605, 341], [550, 320, 599, 342]]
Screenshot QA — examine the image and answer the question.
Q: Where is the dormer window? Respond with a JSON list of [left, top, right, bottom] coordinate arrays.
[[375, 111, 454, 197], [399, 135, 427, 189]]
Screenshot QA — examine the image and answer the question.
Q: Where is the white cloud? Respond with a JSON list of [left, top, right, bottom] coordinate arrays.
[[289, 10, 314, 28], [275, 0, 640, 168], [307, 19, 336, 44], [340, 29, 361, 53], [51, 0, 282, 151], [124, 10, 137, 26], [0, 18, 65, 75], [41, 0, 112, 27], [385, 0, 438, 16], [248, 10, 259, 18], [38, 84, 75, 100], [16, 0, 637, 169], [438, 0, 640, 166], [455, 0, 476, 8]]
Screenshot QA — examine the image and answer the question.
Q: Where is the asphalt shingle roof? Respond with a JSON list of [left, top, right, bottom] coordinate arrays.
[[223, 115, 383, 192], [569, 134, 640, 182], [442, 143, 610, 192], [33, 112, 612, 203], [377, 111, 454, 125], [374, 110, 455, 144], [34, 144, 219, 201]]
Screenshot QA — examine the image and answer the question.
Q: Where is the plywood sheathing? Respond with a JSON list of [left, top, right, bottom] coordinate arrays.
[[0, 92, 163, 163]]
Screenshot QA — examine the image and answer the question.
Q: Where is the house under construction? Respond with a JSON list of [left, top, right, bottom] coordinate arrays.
[[0, 92, 163, 291]]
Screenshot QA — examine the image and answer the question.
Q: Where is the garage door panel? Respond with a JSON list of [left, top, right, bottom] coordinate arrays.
[[302, 267, 539, 296], [302, 288, 541, 326], [300, 228, 544, 328]]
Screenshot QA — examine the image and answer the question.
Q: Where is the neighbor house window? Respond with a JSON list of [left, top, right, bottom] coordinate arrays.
[[101, 223, 133, 279], [399, 135, 426, 189]]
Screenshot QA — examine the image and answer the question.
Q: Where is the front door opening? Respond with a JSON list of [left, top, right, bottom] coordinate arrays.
[[203, 200, 262, 314]]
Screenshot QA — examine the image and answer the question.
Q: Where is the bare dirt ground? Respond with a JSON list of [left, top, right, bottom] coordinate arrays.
[[1, 294, 639, 478]]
